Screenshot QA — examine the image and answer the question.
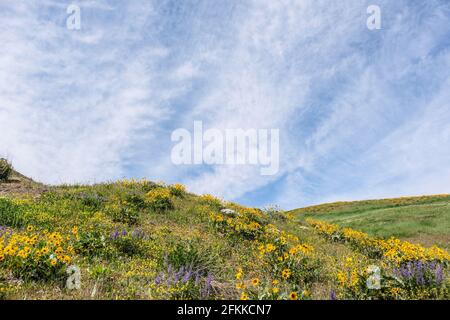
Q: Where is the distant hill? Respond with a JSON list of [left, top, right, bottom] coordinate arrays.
[[290, 194, 450, 250]]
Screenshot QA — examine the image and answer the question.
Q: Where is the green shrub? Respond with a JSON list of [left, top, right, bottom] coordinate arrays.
[[124, 191, 146, 210], [0, 198, 27, 228], [112, 234, 145, 257], [0, 159, 12, 181], [169, 184, 187, 198], [166, 241, 217, 275], [0, 282, 12, 300], [139, 180, 158, 193], [105, 203, 140, 225], [77, 191, 106, 211], [146, 188, 174, 212], [154, 241, 217, 300], [199, 194, 223, 210], [151, 267, 215, 300], [74, 230, 112, 258]]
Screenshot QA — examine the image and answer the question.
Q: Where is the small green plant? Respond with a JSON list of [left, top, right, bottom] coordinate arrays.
[[90, 265, 111, 281], [0, 198, 28, 228], [125, 191, 146, 210], [0, 283, 13, 300], [77, 191, 106, 211], [151, 266, 215, 300], [166, 241, 218, 275], [111, 231, 145, 257], [74, 230, 112, 258], [105, 203, 140, 225], [146, 188, 174, 212], [0, 159, 12, 182], [199, 194, 223, 210], [169, 183, 186, 198]]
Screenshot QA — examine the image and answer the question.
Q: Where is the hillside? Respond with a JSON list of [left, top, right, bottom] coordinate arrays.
[[0, 168, 48, 197], [290, 195, 450, 250], [0, 174, 449, 300]]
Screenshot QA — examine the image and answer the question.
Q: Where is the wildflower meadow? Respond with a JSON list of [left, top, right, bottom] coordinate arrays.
[[0, 179, 448, 300]]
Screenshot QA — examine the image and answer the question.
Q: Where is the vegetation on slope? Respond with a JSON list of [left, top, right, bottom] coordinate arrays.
[[0, 159, 12, 182], [0, 177, 449, 300], [291, 195, 450, 250], [0, 162, 48, 198]]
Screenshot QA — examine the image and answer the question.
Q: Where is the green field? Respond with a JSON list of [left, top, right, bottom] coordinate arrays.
[[291, 195, 450, 250]]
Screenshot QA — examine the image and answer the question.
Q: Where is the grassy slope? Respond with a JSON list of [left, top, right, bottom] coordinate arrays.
[[0, 180, 348, 300], [0, 177, 449, 300], [290, 195, 450, 250], [0, 169, 48, 197]]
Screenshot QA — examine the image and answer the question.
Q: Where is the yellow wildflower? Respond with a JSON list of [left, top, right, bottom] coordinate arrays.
[[251, 278, 260, 287]]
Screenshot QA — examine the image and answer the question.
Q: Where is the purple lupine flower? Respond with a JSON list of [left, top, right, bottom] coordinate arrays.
[[200, 285, 207, 299], [435, 264, 443, 285], [173, 267, 184, 283], [205, 273, 212, 296], [195, 272, 200, 285], [182, 269, 193, 284], [175, 266, 185, 280], [111, 231, 120, 239], [429, 261, 436, 270], [400, 264, 410, 280], [154, 273, 163, 285], [0, 226, 13, 238], [397, 259, 446, 287], [330, 290, 336, 300], [415, 261, 425, 285]]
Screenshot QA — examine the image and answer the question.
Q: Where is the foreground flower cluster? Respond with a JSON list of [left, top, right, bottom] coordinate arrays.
[[307, 218, 449, 299], [209, 203, 320, 300], [0, 180, 448, 300], [0, 225, 77, 281]]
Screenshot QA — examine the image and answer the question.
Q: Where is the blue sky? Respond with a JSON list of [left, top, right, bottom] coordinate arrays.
[[1, 0, 450, 209]]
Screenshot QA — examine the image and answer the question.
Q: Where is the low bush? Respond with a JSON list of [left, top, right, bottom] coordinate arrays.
[[111, 230, 146, 257], [105, 203, 140, 226], [146, 188, 174, 212], [0, 226, 76, 282], [0, 159, 12, 182], [169, 183, 187, 198], [74, 229, 112, 259], [0, 198, 28, 228]]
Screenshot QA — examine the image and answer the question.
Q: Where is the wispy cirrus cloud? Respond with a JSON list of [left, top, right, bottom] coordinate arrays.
[[1, 0, 449, 209], [1, 1, 180, 183]]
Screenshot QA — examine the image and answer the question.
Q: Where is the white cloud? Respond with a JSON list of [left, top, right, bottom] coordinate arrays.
[[0, 1, 176, 183], [182, 0, 368, 199], [1, 0, 449, 210]]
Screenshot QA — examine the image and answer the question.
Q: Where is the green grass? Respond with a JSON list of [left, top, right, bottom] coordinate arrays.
[[0, 179, 449, 300], [291, 195, 450, 250]]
